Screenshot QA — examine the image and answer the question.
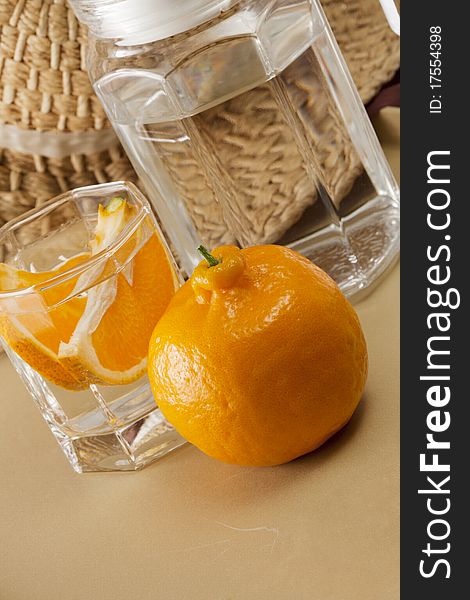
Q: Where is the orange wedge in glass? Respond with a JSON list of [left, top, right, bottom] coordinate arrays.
[[0, 198, 177, 390], [0, 254, 91, 390]]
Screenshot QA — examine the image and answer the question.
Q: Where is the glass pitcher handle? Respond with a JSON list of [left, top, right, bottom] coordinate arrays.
[[379, 0, 400, 36]]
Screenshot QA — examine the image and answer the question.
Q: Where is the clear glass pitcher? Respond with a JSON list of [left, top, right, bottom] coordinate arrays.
[[70, 0, 400, 298]]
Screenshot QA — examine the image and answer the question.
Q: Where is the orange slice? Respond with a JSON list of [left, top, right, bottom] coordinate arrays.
[[59, 232, 177, 385], [0, 198, 177, 390], [0, 254, 91, 389]]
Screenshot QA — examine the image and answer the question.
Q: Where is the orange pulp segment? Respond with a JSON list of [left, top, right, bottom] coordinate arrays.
[[0, 198, 177, 390], [0, 255, 90, 389]]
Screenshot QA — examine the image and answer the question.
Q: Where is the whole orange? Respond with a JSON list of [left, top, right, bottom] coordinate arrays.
[[148, 245, 368, 466]]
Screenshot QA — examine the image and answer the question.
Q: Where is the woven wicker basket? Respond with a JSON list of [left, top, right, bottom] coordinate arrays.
[[0, 0, 136, 229], [0, 0, 399, 232]]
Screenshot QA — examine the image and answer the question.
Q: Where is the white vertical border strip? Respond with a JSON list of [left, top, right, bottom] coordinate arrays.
[[379, 0, 400, 36]]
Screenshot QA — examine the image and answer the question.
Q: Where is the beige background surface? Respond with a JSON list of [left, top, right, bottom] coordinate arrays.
[[0, 108, 400, 600]]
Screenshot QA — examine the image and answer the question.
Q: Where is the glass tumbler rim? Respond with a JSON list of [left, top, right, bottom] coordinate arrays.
[[0, 180, 151, 301]]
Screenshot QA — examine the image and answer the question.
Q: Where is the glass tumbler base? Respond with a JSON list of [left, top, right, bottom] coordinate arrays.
[[59, 408, 186, 473], [1, 342, 186, 473]]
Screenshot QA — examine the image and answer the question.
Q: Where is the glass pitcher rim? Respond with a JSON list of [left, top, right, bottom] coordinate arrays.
[[0, 181, 150, 301]]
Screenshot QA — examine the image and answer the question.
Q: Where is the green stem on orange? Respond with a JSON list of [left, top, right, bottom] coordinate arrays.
[[197, 245, 220, 267]]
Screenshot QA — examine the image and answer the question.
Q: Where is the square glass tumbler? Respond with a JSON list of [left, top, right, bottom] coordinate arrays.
[[0, 181, 186, 472]]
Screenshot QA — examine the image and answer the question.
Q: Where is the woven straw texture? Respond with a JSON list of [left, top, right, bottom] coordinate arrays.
[[324, 0, 400, 104], [0, 0, 136, 229], [0, 0, 399, 233]]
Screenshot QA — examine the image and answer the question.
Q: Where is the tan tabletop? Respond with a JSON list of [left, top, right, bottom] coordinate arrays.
[[0, 109, 400, 600]]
